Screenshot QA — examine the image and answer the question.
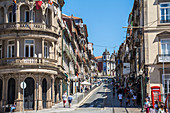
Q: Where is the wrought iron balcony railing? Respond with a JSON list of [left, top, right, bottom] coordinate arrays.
[[0, 57, 58, 69], [63, 45, 72, 60], [0, 22, 59, 35]]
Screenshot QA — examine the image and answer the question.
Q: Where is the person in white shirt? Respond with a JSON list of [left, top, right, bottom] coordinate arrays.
[[62, 91, 67, 108], [118, 93, 123, 107], [68, 93, 73, 108]]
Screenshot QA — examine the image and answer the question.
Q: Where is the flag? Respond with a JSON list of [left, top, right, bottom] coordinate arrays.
[[12, 2, 16, 15], [48, 0, 53, 5], [36, 1, 42, 10], [13, 0, 16, 4]]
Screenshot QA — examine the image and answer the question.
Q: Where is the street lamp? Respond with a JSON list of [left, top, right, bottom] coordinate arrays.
[[139, 70, 144, 112]]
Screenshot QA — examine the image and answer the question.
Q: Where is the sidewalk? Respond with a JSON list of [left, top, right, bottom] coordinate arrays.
[[12, 85, 100, 113]]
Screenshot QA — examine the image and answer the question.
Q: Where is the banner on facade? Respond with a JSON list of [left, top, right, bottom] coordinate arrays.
[[123, 63, 130, 75]]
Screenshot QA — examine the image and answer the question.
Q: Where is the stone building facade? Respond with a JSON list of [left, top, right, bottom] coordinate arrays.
[[0, 0, 65, 112], [96, 49, 116, 77], [116, 0, 170, 106]]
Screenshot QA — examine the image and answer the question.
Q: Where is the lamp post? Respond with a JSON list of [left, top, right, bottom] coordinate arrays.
[[139, 70, 144, 112]]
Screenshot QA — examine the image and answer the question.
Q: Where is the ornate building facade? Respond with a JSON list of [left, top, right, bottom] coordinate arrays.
[[0, 0, 65, 111]]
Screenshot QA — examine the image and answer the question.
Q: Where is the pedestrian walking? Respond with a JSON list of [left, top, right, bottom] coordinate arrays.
[[62, 91, 67, 108], [132, 93, 137, 106], [146, 93, 150, 102], [154, 101, 159, 113], [144, 98, 150, 113], [118, 93, 123, 107], [10, 102, 16, 113], [165, 108, 169, 113], [150, 105, 156, 113], [68, 93, 73, 108], [158, 105, 164, 113], [127, 92, 131, 106]]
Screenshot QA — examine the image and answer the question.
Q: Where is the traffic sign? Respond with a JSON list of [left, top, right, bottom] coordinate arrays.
[[20, 82, 26, 89]]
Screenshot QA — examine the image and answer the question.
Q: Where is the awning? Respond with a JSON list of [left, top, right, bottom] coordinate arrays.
[[81, 81, 90, 85], [64, 73, 68, 78]]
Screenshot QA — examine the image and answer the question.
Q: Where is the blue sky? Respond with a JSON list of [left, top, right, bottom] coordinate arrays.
[[63, 0, 134, 57]]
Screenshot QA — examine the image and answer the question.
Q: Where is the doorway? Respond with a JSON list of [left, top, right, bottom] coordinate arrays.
[[8, 78, 15, 104], [24, 77, 35, 110], [42, 78, 47, 108]]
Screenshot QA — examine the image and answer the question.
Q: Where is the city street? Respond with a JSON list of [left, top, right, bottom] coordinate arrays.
[[58, 83, 141, 113]]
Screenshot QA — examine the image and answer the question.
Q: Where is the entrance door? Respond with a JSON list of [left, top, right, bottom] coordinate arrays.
[[42, 79, 47, 108], [54, 79, 57, 103], [24, 77, 34, 110], [0, 79, 2, 101], [8, 78, 15, 104]]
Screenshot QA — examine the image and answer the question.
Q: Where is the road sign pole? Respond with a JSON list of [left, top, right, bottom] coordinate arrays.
[[23, 81, 24, 113]]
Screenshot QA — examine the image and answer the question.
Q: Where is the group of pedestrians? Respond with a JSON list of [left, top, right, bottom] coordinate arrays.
[[114, 85, 137, 107], [62, 91, 73, 108], [144, 97, 169, 113]]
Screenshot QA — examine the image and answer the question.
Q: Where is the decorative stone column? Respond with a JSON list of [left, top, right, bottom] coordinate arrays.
[[38, 74, 43, 110], [47, 77, 51, 108], [52, 78, 55, 106], [60, 79, 63, 101], [4, 8, 8, 23], [42, 38, 45, 58], [16, 5, 20, 23], [16, 38, 19, 57]]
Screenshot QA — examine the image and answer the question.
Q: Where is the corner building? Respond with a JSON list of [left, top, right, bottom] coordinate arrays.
[[0, 0, 66, 111]]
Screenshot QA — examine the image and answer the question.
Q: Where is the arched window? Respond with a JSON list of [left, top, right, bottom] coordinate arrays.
[[8, 78, 15, 104], [24, 77, 35, 109], [45, 8, 52, 25], [8, 6, 16, 23], [0, 79, 2, 101], [42, 78, 47, 108], [33, 6, 42, 23], [20, 5, 29, 22], [0, 7, 4, 24]]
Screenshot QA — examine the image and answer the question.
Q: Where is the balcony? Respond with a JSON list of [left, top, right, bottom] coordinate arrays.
[[63, 45, 72, 61], [157, 54, 170, 63], [0, 57, 58, 70], [71, 53, 77, 64], [0, 22, 59, 35]]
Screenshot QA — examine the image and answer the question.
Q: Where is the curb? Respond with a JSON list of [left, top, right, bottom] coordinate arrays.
[[78, 84, 103, 106]]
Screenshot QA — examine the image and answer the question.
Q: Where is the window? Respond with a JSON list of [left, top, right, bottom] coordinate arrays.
[[33, 11, 35, 22], [0, 41, 2, 59], [7, 40, 15, 58], [25, 10, 30, 22], [161, 40, 170, 54], [103, 56, 105, 60], [8, 12, 16, 23], [44, 41, 49, 58], [160, 3, 170, 23], [25, 40, 34, 57]]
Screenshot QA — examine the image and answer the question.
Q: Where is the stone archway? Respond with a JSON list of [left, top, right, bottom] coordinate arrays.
[[7, 78, 15, 104], [42, 78, 47, 108], [24, 77, 35, 110]]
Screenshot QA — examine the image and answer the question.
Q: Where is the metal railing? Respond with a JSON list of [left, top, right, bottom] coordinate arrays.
[[63, 45, 72, 60], [0, 22, 59, 34], [0, 57, 58, 69]]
